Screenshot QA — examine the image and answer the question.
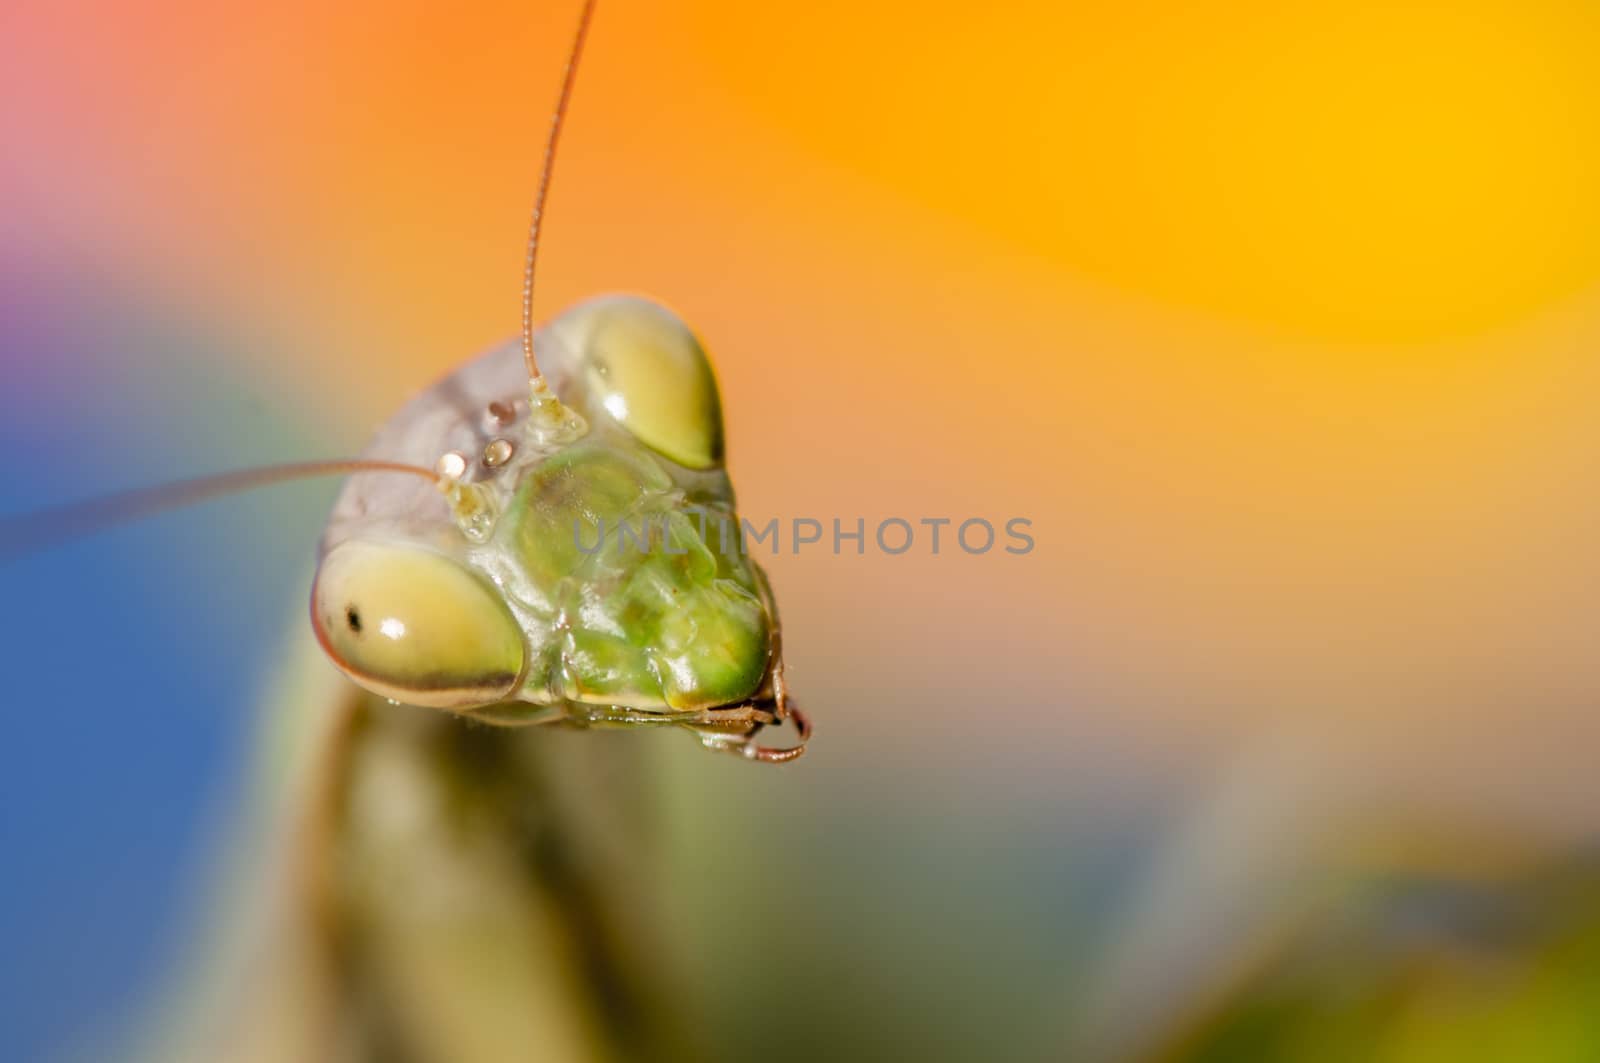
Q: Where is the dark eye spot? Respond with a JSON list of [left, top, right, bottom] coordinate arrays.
[[345, 606, 362, 634]]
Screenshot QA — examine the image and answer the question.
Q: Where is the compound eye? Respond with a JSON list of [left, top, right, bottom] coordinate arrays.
[[573, 298, 725, 469], [311, 541, 524, 710]]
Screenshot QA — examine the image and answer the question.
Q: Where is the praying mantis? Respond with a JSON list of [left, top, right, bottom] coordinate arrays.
[[3, 1, 807, 1059]]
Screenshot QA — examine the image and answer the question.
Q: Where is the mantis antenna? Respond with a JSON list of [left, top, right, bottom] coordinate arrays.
[[0, 460, 442, 562], [520, 0, 600, 386], [4, 2, 601, 561]]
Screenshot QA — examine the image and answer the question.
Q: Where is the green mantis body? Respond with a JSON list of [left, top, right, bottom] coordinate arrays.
[[152, 641, 685, 1063], [2, 5, 807, 1056], [153, 303, 779, 1062]]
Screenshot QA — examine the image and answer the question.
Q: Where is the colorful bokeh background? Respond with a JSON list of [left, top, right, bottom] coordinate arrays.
[[5, 1, 1600, 1059]]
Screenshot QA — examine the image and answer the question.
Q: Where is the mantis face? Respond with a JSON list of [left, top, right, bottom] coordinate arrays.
[[0, 3, 807, 762], [311, 296, 801, 757]]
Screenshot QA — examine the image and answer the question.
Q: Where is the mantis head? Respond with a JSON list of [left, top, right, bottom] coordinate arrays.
[[309, 297, 806, 760]]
